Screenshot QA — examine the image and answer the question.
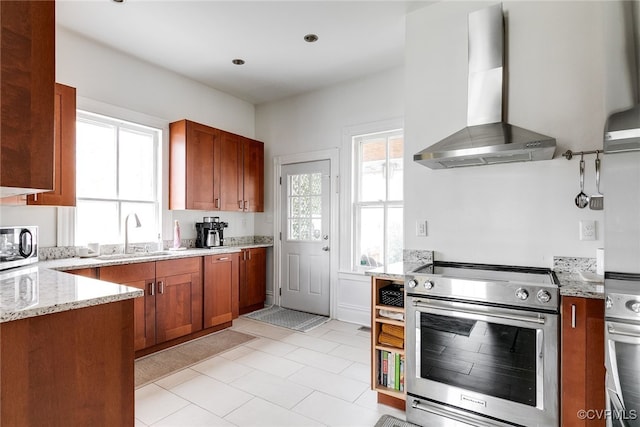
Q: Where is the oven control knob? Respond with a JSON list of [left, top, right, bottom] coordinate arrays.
[[537, 290, 552, 303], [408, 279, 418, 289], [515, 288, 529, 300], [630, 302, 640, 314], [423, 280, 434, 290], [606, 296, 613, 309]]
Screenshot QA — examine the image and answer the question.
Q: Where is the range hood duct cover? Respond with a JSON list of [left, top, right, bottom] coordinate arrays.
[[414, 3, 556, 170]]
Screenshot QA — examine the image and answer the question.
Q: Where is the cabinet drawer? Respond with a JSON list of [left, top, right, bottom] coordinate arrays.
[[99, 262, 155, 283], [156, 257, 201, 276]]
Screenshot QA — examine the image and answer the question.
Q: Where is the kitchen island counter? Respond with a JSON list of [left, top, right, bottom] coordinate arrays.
[[0, 265, 142, 322]]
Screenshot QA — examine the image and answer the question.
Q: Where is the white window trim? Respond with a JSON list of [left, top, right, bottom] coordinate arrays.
[[339, 118, 404, 274], [56, 97, 170, 247]]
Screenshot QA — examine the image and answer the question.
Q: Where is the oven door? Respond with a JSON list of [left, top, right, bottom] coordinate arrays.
[[407, 297, 559, 427], [606, 320, 640, 427]]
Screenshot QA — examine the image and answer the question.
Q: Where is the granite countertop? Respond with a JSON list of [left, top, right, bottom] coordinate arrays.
[[364, 261, 427, 281], [0, 265, 143, 323], [556, 272, 605, 299], [39, 243, 273, 271]]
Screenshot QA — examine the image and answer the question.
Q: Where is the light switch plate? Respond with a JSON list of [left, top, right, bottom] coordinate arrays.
[[416, 220, 427, 237]]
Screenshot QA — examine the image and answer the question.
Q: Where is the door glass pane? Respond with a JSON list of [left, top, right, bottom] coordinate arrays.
[[360, 138, 387, 202], [119, 129, 155, 201], [288, 172, 322, 241], [358, 206, 384, 266], [76, 120, 117, 198], [419, 313, 538, 407], [76, 200, 119, 245], [388, 135, 404, 201]]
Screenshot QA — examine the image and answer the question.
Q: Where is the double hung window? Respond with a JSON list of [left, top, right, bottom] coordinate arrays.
[[75, 111, 161, 245], [353, 129, 403, 269]]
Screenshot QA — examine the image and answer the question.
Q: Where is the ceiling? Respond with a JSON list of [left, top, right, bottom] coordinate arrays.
[[56, 1, 431, 105]]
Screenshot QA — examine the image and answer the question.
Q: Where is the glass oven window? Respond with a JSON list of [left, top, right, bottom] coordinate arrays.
[[419, 312, 537, 406], [611, 341, 640, 425]]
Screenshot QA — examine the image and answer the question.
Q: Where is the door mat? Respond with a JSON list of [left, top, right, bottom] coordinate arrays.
[[243, 305, 329, 332], [135, 329, 256, 388], [374, 414, 421, 427]]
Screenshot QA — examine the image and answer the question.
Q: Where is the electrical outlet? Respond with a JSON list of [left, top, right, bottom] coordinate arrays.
[[579, 220, 596, 241], [416, 220, 427, 237]]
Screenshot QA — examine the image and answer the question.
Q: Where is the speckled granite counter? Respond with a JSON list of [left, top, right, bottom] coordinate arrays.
[[556, 272, 604, 299], [39, 244, 272, 271], [0, 265, 143, 323], [364, 249, 434, 281]]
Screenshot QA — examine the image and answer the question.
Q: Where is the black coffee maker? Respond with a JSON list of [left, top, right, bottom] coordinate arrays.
[[195, 217, 228, 248]]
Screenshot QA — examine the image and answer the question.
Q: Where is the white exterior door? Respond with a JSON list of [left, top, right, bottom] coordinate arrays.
[[280, 160, 331, 316]]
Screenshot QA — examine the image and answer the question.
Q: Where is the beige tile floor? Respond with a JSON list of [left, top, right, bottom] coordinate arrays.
[[135, 317, 407, 426]]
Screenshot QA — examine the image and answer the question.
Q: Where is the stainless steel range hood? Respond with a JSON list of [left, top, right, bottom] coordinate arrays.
[[414, 3, 556, 169], [604, 104, 640, 153]]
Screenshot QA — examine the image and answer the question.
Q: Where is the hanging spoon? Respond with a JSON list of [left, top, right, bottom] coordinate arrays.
[[575, 154, 589, 208]]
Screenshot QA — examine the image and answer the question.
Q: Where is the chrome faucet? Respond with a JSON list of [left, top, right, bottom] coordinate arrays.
[[124, 213, 141, 254]]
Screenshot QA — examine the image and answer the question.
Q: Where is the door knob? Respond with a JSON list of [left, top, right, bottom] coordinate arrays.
[[322, 246, 330, 251]]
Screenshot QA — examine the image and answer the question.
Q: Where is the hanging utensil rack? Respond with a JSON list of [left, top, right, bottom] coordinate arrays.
[[562, 149, 602, 160]]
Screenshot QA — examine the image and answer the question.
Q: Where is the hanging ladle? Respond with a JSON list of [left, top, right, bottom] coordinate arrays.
[[575, 154, 589, 208]]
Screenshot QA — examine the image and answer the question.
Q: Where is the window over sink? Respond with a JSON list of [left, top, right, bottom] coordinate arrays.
[[75, 111, 161, 245]]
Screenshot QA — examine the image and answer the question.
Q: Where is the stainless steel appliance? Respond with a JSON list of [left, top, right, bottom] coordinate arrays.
[[603, 143, 640, 425], [406, 261, 560, 427], [414, 4, 556, 169], [195, 217, 227, 248], [0, 226, 38, 271]]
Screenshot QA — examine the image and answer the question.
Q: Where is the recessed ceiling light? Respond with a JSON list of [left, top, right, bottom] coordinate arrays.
[[232, 59, 245, 65], [304, 34, 319, 43], [113, 0, 124, 3]]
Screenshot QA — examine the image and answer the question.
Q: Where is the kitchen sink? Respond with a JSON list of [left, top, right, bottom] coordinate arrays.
[[96, 251, 173, 260]]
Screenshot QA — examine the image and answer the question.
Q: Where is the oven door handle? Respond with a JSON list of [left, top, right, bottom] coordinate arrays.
[[412, 299, 546, 325], [608, 324, 640, 339], [411, 399, 512, 427]]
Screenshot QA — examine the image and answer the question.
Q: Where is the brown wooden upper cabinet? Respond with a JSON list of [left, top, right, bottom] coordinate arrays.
[[169, 119, 264, 212], [0, 1, 55, 196], [27, 83, 77, 206]]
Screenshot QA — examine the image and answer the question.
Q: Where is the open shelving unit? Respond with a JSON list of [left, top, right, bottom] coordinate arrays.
[[370, 276, 406, 410]]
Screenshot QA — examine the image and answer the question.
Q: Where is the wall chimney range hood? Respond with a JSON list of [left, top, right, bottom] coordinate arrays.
[[414, 3, 556, 169]]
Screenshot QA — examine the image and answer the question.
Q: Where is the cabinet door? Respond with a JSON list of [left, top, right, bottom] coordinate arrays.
[[0, 1, 55, 193], [242, 137, 264, 212], [169, 120, 221, 210], [155, 258, 203, 343], [219, 131, 243, 211], [204, 253, 239, 328], [27, 83, 77, 206], [242, 248, 267, 309], [99, 262, 156, 351], [561, 296, 605, 427]]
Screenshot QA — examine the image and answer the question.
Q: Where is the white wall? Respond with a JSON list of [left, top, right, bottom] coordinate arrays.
[[404, 1, 635, 268], [0, 27, 257, 246], [255, 67, 404, 324]]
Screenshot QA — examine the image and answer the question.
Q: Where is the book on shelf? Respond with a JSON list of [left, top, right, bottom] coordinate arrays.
[[377, 350, 405, 391]]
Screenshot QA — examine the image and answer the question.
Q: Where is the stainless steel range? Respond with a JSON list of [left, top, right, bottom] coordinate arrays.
[[405, 261, 560, 427]]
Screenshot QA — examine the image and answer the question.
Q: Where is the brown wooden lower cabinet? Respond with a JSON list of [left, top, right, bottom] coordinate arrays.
[[239, 247, 267, 315], [561, 296, 605, 427], [204, 252, 239, 327], [0, 299, 135, 426], [66, 267, 98, 279], [99, 258, 203, 353]]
